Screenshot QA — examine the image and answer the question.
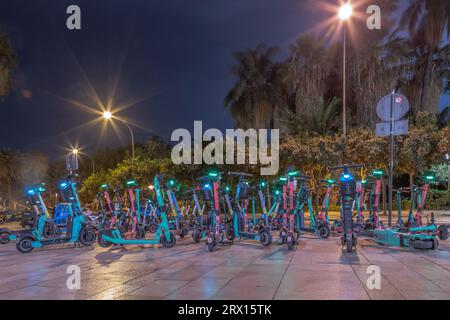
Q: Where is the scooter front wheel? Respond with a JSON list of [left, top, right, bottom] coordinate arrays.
[[346, 239, 353, 253], [0, 231, 10, 244], [17, 237, 34, 254], [226, 225, 235, 241], [79, 227, 96, 246], [161, 232, 176, 248], [206, 237, 216, 252], [318, 225, 330, 239], [207, 241, 216, 252], [192, 230, 201, 243], [287, 235, 294, 251], [259, 230, 272, 247]]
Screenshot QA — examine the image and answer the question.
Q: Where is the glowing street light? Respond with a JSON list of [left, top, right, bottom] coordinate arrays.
[[338, 2, 353, 137], [338, 3, 353, 20], [102, 111, 112, 120], [70, 147, 95, 174]]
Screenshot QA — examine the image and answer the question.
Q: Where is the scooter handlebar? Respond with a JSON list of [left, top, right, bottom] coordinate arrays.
[[329, 164, 364, 171], [227, 171, 253, 177]]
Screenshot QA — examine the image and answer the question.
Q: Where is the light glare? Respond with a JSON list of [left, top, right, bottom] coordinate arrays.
[[338, 3, 352, 20]]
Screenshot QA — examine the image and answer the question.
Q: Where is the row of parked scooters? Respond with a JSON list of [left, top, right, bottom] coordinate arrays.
[[1, 164, 448, 254]]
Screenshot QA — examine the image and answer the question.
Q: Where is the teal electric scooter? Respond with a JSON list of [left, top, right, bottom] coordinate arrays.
[[97, 175, 176, 248], [1, 184, 53, 245], [16, 179, 97, 253], [228, 172, 272, 247]]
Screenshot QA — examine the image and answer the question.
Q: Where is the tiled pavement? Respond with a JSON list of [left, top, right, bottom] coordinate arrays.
[[1, 233, 450, 300]]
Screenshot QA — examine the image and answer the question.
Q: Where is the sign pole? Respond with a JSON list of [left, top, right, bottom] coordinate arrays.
[[376, 89, 409, 228], [388, 89, 395, 228]]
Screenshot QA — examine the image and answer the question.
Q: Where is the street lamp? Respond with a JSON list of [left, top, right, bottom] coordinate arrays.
[[102, 111, 135, 159], [102, 111, 112, 120], [338, 3, 352, 20], [72, 148, 95, 174], [338, 2, 352, 137]]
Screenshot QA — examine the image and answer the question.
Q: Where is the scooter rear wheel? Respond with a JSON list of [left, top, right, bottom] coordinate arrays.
[[433, 238, 439, 249], [98, 233, 112, 248], [149, 224, 158, 233], [438, 225, 449, 241], [411, 239, 434, 250], [17, 237, 34, 254], [136, 228, 146, 239]]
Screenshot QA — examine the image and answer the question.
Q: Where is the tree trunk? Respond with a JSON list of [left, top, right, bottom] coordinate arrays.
[[419, 49, 436, 114], [409, 172, 414, 199], [7, 183, 13, 209]]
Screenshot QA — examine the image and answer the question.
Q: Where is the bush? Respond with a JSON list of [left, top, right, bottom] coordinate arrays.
[[426, 189, 450, 210]]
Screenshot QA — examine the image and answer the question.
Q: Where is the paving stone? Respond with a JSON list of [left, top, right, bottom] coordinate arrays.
[[0, 233, 449, 300]]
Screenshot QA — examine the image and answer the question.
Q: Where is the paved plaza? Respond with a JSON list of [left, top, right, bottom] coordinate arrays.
[[1, 227, 450, 300]]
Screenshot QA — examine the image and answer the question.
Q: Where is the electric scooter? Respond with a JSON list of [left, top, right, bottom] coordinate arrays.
[[329, 164, 363, 253], [97, 175, 176, 248], [16, 178, 97, 253], [192, 172, 234, 251], [395, 176, 448, 241], [1, 184, 50, 244], [275, 170, 301, 250], [364, 170, 384, 230], [191, 185, 210, 243], [228, 172, 272, 247], [294, 175, 330, 239], [165, 179, 190, 239]]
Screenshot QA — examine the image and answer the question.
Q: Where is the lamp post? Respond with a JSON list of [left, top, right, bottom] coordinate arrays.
[[72, 148, 95, 174], [102, 111, 135, 159], [338, 3, 352, 137], [445, 153, 450, 190]]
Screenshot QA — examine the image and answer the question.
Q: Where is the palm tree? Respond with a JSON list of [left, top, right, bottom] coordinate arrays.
[[0, 31, 17, 97], [0, 149, 22, 208], [283, 35, 333, 115], [397, 0, 450, 114], [285, 97, 340, 137], [225, 45, 283, 129], [20, 151, 49, 185]]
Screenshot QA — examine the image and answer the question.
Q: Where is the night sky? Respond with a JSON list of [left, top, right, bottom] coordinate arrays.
[[0, 0, 446, 158]]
